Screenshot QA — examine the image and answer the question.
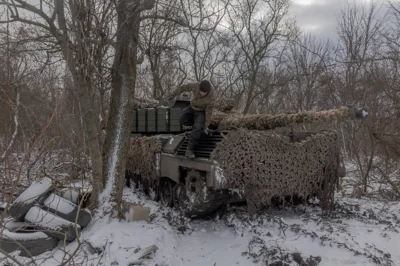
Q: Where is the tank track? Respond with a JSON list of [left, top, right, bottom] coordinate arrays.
[[125, 169, 232, 218]]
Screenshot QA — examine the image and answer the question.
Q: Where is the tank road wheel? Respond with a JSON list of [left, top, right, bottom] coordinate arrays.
[[173, 183, 190, 211], [149, 181, 160, 202], [185, 170, 203, 198], [160, 178, 174, 207]]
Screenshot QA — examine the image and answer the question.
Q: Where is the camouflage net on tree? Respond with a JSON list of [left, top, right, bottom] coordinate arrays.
[[210, 129, 340, 213], [126, 137, 162, 184]]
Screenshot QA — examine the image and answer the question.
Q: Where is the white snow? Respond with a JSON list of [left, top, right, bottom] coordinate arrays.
[[68, 179, 92, 193], [2, 186, 399, 266], [2, 229, 49, 241], [61, 189, 80, 204], [3, 156, 400, 266], [43, 193, 76, 214], [212, 160, 228, 188], [3, 217, 29, 231], [214, 165, 226, 186], [24, 206, 80, 230], [13, 177, 52, 205], [0, 201, 7, 210], [99, 76, 129, 210]]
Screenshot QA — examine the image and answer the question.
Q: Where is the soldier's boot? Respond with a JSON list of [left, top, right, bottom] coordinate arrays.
[[185, 148, 195, 159], [185, 139, 196, 159]]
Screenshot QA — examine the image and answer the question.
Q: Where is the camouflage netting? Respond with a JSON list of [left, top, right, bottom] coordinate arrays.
[[210, 106, 359, 130], [126, 137, 162, 184], [210, 129, 340, 213]]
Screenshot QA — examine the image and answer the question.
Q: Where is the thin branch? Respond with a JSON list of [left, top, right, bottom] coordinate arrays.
[[0, 93, 20, 162]]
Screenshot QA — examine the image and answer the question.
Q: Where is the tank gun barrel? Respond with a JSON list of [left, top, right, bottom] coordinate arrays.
[[210, 105, 368, 130]]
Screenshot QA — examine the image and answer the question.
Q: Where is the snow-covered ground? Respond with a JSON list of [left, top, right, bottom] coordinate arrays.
[[1, 154, 399, 266], [2, 185, 399, 266]]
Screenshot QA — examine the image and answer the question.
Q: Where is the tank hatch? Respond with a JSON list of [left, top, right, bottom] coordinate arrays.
[[177, 132, 226, 159]]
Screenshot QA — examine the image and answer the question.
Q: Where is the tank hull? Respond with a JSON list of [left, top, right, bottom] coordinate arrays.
[[126, 129, 344, 217]]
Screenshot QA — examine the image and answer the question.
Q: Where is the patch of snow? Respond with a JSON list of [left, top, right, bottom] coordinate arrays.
[[13, 177, 52, 205], [228, 188, 244, 195], [99, 77, 129, 210], [43, 193, 76, 214], [202, 185, 208, 201], [212, 160, 227, 188], [214, 165, 226, 186], [2, 229, 50, 241], [68, 179, 92, 193], [3, 186, 400, 266], [3, 218, 29, 231], [24, 206, 80, 230], [61, 189, 79, 204], [0, 201, 7, 210]]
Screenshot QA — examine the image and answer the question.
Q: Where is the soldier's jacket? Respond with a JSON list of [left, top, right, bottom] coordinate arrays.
[[173, 82, 216, 127]]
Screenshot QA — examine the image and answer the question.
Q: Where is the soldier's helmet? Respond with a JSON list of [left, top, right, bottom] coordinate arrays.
[[199, 80, 212, 94]]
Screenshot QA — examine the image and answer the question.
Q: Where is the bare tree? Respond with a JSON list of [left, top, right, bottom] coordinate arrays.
[[284, 34, 334, 112], [226, 0, 293, 114], [0, 0, 116, 208], [177, 0, 229, 87], [138, 0, 185, 98], [333, 2, 386, 194], [100, 0, 156, 215]]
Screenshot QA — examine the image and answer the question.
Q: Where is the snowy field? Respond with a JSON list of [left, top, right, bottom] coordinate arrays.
[[0, 155, 399, 266], [1, 185, 399, 266]]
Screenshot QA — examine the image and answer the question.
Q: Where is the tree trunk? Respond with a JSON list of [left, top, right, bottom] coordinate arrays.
[[243, 73, 258, 114], [57, 34, 104, 209], [101, 0, 149, 216], [75, 74, 103, 208]]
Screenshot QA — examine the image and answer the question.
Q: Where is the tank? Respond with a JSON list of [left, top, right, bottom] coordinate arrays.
[[126, 97, 368, 217]]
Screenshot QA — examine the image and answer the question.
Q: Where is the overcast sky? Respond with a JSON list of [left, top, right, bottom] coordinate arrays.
[[289, 0, 388, 40]]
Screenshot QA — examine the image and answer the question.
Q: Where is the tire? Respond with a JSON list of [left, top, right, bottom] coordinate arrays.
[[24, 206, 81, 242], [0, 201, 7, 216], [3, 217, 28, 231], [60, 189, 80, 204], [42, 193, 92, 228], [8, 177, 54, 221], [0, 228, 58, 257]]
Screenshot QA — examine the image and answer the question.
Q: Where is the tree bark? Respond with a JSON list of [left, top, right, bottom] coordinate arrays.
[[75, 74, 103, 208], [101, 0, 155, 216]]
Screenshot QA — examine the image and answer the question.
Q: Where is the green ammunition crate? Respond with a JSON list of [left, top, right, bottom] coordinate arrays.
[[170, 119, 181, 126], [138, 109, 146, 129], [147, 120, 156, 132], [132, 106, 186, 134], [170, 125, 182, 132], [147, 108, 156, 121], [157, 125, 169, 132], [132, 110, 137, 132], [170, 108, 181, 119], [157, 107, 169, 115]]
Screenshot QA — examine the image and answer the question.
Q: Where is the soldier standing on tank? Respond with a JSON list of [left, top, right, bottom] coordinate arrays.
[[167, 80, 215, 159]]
